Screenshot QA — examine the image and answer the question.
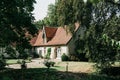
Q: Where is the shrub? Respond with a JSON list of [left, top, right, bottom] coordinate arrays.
[[27, 57, 32, 62], [43, 60, 55, 69], [50, 62, 55, 66], [45, 53, 50, 59], [44, 61, 51, 69], [69, 55, 79, 61], [5, 46, 17, 59], [17, 59, 21, 64], [21, 60, 27, 69], [45, 48, 51, 59], [61, 53, 69, 61], [32, 52, 39, 58], [0, 56, 6, 70], [100, 67, 120, 76]]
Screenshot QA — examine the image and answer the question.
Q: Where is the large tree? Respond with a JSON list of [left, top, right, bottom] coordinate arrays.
[[0, 0, 37, 46], [47, 0, 120, 70], [0, 0, 38, 61], [84, 0, 120, 68]]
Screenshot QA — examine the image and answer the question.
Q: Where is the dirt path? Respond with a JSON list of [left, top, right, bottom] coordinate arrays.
[[8, 58, 95, 73], [8, 58, 45, 69]]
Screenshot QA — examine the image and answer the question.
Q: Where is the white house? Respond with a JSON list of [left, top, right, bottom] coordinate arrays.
[[30, 22, 85, 59]]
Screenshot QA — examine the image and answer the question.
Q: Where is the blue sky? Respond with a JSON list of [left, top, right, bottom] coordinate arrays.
[[33, 0, 55, 21]]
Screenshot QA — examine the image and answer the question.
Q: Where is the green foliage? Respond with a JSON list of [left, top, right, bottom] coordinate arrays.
[[61, 53, 69, 61], [16, 46, 29, 59], [27, 57, 32, 62], [43, 60, 55, 69], [0, 0, 37, 65], [100, 67, 120, 76], [34, 20, 44, 29], [84, 0, 120, 69], [0, 68, 119, 80], [74, 38, 88, 61], [45, 48, 51, 59], [0, 0, 37, 47], [0, 55, 6, 70], [34, 3, 58, 27], [21, 60, 27, 69], [52, 0, 120, 71], [32, 52, 39, 58], [5, 46, 17, 58], [47, 48, 51, 53]]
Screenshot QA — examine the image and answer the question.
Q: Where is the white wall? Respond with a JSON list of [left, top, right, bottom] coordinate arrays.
[[35, 46, 69, 59], [35, 47, 45, 57], [60, 46, 69, 55]]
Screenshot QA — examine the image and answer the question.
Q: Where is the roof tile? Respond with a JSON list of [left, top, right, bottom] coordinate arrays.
[[34, 27, 72, 46]]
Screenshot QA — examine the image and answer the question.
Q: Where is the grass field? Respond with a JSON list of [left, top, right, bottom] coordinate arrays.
[[1, 59, 119, 80], [0, 68, 119, 80], [6, 59, 31, 64], [52, 61, 95, 73]]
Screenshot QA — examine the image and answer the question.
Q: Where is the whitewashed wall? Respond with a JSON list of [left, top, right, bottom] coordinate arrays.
[[60, 46, 69, 55], [35, 46, 69, 59]]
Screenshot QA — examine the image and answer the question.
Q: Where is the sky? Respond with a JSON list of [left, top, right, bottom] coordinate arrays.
[[33, 0, 55, 21]]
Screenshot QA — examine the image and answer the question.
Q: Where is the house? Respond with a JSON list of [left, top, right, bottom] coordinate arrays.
[[31, 22, 85, 59]]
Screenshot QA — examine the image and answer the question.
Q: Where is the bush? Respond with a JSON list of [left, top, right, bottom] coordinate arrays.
[[45, 53, 50, 59], [43, 60, 55, 69], [21, 60, 27, 69], [69, 55, 79, 61], [45, 48, 51, 59], [27, 57, 32, 62], [50, 62, 55, 66], [0, 58, 6, 70], [61, 53, 69, 61], [32, 52, 39, 58], [100, 67, 120, 76], [17, 59, 21, 64]]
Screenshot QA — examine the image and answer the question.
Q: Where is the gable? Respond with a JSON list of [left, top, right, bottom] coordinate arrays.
[[45, 27, 57, 41], [33, 27, 72, 46], [33, 23, 80, 47]]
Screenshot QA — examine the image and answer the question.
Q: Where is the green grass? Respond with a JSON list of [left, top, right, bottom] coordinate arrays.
[[0, 68, 119, 80], [52, 66, 65, 71], [2, 60, 120, 80], [6, 59, 30, 64]]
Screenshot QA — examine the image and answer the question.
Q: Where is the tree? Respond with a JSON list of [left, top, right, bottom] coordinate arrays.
[[34, 20, 44, 29], [84, 0, 120, 69], [49, 0, 120, 70], [34, 3, 58, 27], [0, 0, 37, 60], [0, 0, 37, 45]]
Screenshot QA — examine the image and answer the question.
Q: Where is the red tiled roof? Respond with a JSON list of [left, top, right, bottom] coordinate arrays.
[[45, 27, 57, 40], [30, 36, 37, 46], [29, 30, 42, 46], [34, 27, 72, 46], [33, 23, 80, 47]]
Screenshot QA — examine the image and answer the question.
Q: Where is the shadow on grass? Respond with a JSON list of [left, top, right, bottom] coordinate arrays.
[[0, 67, 120, 80], [101, 67, 120, 76]]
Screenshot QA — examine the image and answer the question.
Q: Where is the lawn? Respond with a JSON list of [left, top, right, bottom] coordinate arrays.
[[0, 68, 119, 80], [52, 61, 95, 73], [1, 59, 120, 80], [6, 59, 31, 64]]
